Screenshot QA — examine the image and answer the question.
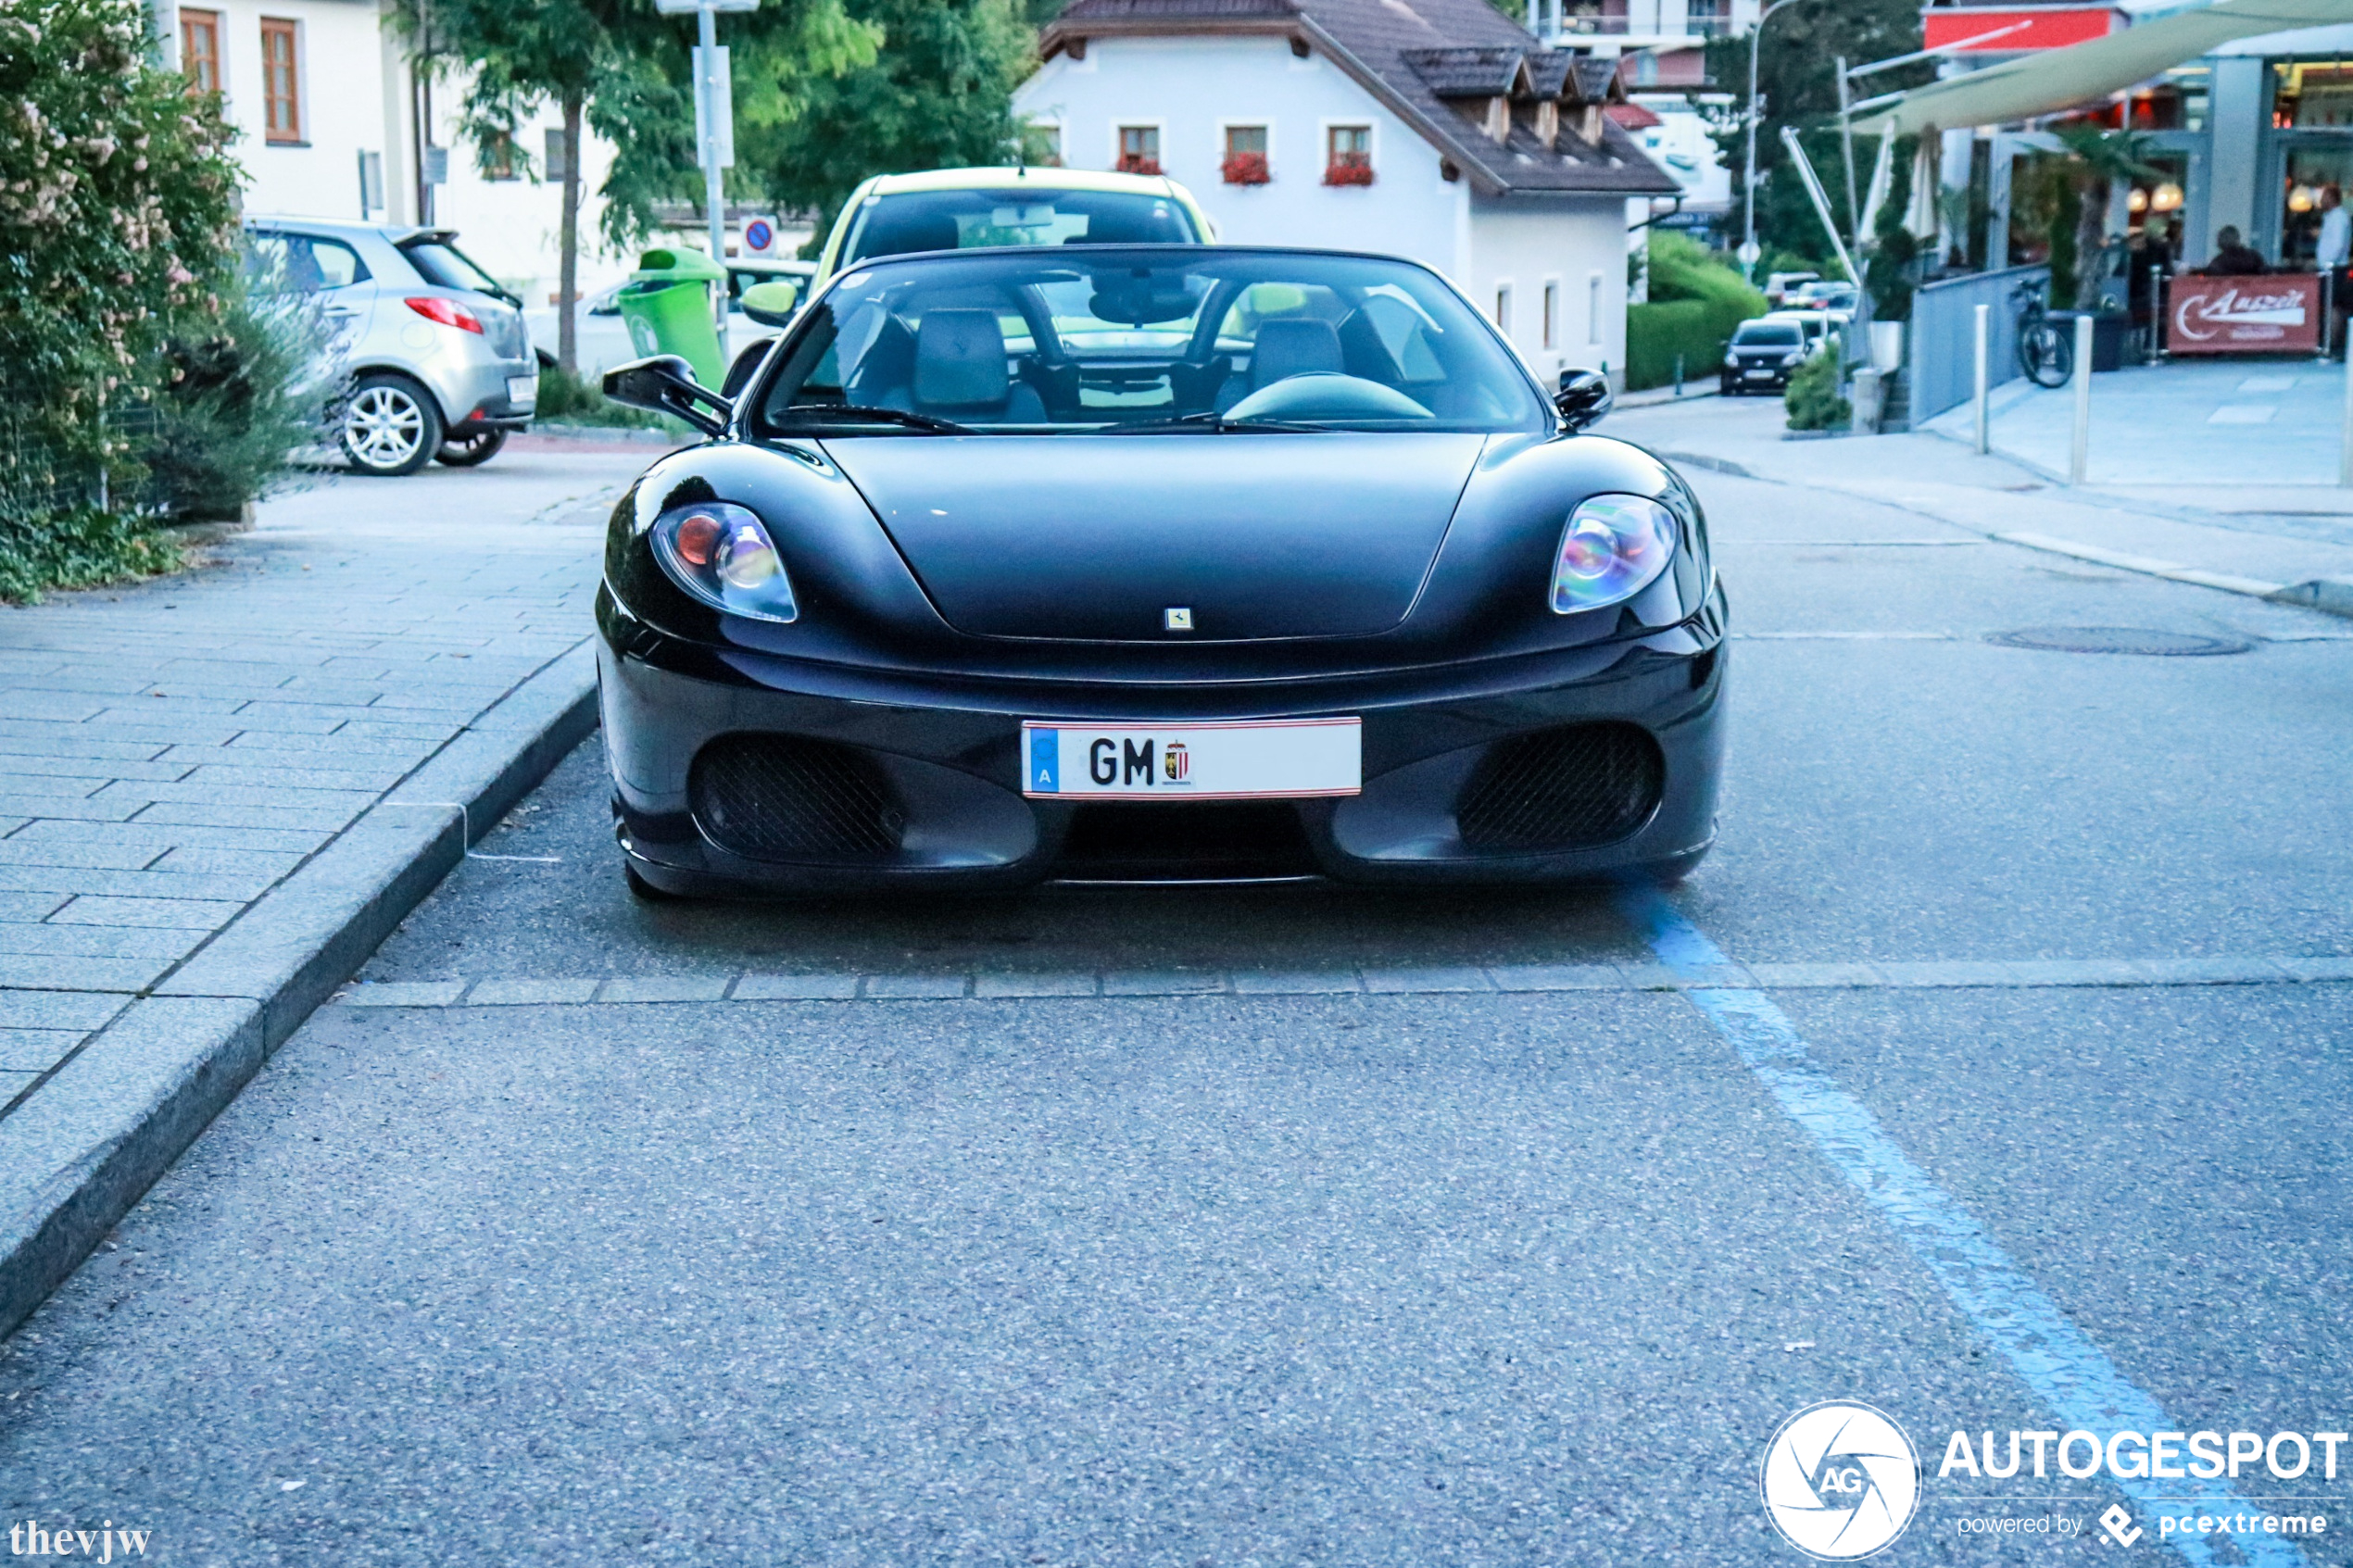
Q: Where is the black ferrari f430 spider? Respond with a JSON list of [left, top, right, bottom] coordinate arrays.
[[597, 245, 1725, 897]]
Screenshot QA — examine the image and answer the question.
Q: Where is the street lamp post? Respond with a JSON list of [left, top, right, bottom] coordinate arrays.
[[1740, 0, 1818, 282]]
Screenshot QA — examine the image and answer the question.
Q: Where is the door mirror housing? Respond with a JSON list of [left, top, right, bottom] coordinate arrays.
[[737, 280, 800, 328], [1554, 368, 1614, 433], [602, 354, 730, 436]]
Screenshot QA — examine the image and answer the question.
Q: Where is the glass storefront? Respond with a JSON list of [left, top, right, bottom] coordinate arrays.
[[2271, 60, 2353, 267]]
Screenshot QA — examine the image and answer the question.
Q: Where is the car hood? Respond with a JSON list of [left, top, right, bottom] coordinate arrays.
[[823, 433, 1487, 642]]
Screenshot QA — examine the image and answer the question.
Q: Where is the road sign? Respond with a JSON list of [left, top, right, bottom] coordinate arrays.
[[741, 215, 780, 256], [1736, 239, 1762, 267]]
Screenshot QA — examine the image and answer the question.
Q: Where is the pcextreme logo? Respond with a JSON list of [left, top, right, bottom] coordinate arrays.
[[1761, 1401, 1922, 1561]]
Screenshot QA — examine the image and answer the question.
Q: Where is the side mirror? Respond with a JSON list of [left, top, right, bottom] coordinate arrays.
[[603, 353, 729, 437], [721, 337, 774, 400], [1555, 368, 1614, 433], [738, 280, 799, 328]]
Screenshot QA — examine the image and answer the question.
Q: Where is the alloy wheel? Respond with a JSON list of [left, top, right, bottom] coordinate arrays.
[[346, 384, 427, 470]]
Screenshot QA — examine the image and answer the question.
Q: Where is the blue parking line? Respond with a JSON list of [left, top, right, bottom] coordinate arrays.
[[1615, 884, 2309, 1568]]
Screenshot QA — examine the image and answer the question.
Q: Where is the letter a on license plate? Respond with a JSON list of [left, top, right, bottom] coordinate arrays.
[[1022, 719, 1360, 799]]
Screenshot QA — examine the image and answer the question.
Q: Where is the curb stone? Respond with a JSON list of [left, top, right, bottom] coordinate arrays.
[[2267, 578, 2353, 619], [0, 645, 599, 1339]]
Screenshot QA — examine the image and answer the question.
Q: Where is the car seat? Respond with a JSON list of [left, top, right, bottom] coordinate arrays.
[[1250, 318, 1345, 390], [909, 308, 1045, 422]]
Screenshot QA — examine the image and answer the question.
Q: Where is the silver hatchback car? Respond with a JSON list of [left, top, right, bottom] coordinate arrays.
[[245, 217, 539, 476]]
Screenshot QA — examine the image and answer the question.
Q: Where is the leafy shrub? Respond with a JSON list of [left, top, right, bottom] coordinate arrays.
[[1783, 350, 1849, 432], [145, 289, 323, 521], [0, 0, 249, 596], [1626, 233, 1766, 391], [0, 507, 182, 603]]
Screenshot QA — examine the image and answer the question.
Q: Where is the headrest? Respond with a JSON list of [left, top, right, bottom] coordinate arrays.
[[1251, 317, 1345, 389], [1074, 206, 1181, 245], [862, 209, 962, 258], [913, 309, 1010, 408]]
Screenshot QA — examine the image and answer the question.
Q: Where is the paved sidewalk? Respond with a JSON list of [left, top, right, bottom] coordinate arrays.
[[1607, 394, 2353, 608], [0, 445, 644, 1117], [1919, 357, 2349, 489]]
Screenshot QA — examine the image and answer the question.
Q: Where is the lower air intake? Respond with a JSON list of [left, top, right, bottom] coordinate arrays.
[[1454, 722, 1664, 852], [690, 734, 905, 862]]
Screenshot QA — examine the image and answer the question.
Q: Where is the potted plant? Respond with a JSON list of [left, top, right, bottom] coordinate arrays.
[[1323, 158, 1374, 188]]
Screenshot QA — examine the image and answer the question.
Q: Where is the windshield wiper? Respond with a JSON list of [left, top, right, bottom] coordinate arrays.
[[773, 403, 975, 434], [1115, 410, 1329, 433]]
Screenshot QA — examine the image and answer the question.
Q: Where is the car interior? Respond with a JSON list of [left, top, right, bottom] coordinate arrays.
[[755, 255, 1541, 433]]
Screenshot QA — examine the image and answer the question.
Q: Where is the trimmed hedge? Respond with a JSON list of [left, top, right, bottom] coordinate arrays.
[[1629, 300, 1733, 392], [1626, 233, 1767, 392]]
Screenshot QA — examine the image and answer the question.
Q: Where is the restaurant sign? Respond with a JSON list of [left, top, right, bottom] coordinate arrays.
[[2168, 275, 2322, 354]]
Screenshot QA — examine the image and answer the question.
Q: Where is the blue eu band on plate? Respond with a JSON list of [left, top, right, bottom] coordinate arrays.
[[1022, 720, 1361, 799]]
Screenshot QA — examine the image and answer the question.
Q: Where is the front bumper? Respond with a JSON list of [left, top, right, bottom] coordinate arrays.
[[599, 585, 1729, 896]]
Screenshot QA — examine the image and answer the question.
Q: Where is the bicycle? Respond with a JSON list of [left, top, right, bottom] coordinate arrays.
[[2012, 277, 2073, 388]]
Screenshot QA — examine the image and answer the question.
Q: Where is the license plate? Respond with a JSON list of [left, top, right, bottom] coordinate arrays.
[[1023, 719, 1360, 799], [1744, 369, 1774, 379], [508, 374, 539, 404]]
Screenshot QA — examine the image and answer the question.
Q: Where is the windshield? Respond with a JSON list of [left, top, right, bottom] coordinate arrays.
[[751, 248, 1550, 437], [402, 239, 510, 301], [842, 189, 1200, 266], [1734, 322, 1802, 346]]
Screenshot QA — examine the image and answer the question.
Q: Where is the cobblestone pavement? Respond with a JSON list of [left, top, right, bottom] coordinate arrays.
[[0, 446, 645, 1117]]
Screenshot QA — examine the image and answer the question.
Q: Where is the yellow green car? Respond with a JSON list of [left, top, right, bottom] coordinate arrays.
[[809, 166, 1217, 292]]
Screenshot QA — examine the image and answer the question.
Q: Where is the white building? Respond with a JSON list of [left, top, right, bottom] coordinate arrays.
[[1017, 0, 1679, 387], [1527, 0, 1760, 90], [152, 0, 628, 307]]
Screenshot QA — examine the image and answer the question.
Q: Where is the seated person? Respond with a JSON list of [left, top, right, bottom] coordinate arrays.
[[2197, 226, 2268, 276]]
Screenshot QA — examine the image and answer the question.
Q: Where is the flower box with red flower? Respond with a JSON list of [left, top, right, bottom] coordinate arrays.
[[1221, 151, 1270, 186], [1323, 158, 1374, 187], [1115, 154, 1163, 176]]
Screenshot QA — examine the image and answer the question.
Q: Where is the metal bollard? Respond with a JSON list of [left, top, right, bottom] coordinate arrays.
[[1972, 304, 1990, 456], [1673, 354, 1683, 397], [2340, 354, 2353, 487], [2069, 311, 2094, 484]]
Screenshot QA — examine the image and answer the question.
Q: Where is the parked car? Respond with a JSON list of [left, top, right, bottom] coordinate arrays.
[[1719, 316, 1814, 395], [594, 244, 1725, 899], [1764, 270, 1820, 308], [1789, 280, 1859, 319], [525, 257, 817, 381], [808, 166, 1215, 292], [245, 218, 537, 476]]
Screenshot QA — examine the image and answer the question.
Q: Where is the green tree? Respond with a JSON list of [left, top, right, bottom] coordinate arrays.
[[400, 0, 876, 371], [753, 0, 1035, 248], [1704, 0, 1927, 266]]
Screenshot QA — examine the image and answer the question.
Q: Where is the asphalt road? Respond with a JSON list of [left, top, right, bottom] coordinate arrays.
[[4, 428, 2350, 1567]]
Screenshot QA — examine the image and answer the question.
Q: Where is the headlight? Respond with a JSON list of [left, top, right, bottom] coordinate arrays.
[[650, 501, 799, 622], [1550, 495, 1676, 615], [1723, 352, 1738, 368]]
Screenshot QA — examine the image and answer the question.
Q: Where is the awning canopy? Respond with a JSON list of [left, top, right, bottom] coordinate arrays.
[[1853, 0, 2353, 136]]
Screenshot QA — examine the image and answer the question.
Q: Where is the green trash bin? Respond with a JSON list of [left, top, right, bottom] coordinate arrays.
[[615, 246, 727, 387]]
